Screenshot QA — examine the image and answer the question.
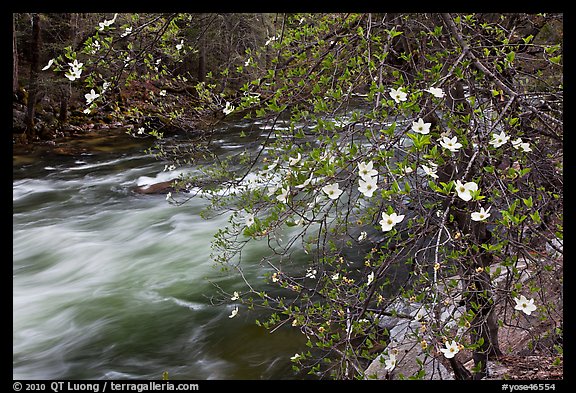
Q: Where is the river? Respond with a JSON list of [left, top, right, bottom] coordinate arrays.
[[13, 123, 311, 380]]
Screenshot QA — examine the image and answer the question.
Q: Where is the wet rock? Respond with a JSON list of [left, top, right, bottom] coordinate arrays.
[[133, 179, 180, 195]]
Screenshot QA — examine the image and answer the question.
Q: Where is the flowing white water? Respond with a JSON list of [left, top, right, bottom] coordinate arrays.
[[13, 131, 308, 380]]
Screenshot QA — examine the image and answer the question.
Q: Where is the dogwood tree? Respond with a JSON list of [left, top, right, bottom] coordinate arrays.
[[172, 13, 562, 380]]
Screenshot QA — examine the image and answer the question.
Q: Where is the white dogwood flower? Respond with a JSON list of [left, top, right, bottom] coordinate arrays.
[[411, 118, 431, 134], [41, 59, 54, 71], [367, 272, 375, 286], [421, 163, 439, 179], [471, 206, 491, 221], [440, 340, 460, 359], [514, 295, 537, 315], [223, 101, 235, 115], [244, 213, 255, 227], [98, 13, 118, 31], [490, 131, 510, 148], [358, 176, 378, 197], [454, 180, 478, 202], [289, 153, 301, 166], [358, 161, 378, 180], [276, 187, 289, 203], [322, 183, 343, 200], [511, 138, 532, 152], [84, 89, 100, 105], [389, 87, 408, 104], [425, 86, 445, 98], [379, 211, 405, 232], [439, 136, 463, 152], [384, 353, 397, 371], [305, 268, 317, 279]]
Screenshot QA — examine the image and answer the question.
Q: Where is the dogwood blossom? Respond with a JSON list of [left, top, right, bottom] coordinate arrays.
[[471, 206, 491, 221], [411, 118, 431, 134], [176, 39, 184, 51], [514, 295, 537, 315], [289, 153, 301, 166], [244, 213, 255, 227], [276, 187, 289, 203], [379, 211, 405, 232], [84, 89, 100, 105], [454, 180, 478, 202], [295, 173, 313, 189], [358, 176, 378, 197], [223, 101, 235, 115], [305, 268, 317, 279], [121, 27, 132, 37], [322, 183, 343, 200], [439, 136, 463, 152], [290, 353, 301, 361], [90, 40, 101, 54], [440, 340, 460, 359], [384, 353, 397, 371], [41, 59, 54, 71], [424, 86, 445, 98], [389, 87, 408, 104], [489, 131, 510, 148], [511, 138, 532, 152], [421, 163, 439, 179], [331, 273, 340, 281], [358, 161, 378, 180], [65, 59, 83, 81], [367, 272, 375, 286], [229, 306, 239, 318], [98, 13, 118, 31], [357, 231, 367, 242], [231, 291, 240, 301]]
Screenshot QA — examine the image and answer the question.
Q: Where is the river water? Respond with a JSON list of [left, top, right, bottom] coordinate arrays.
[[13, 124, 310, 380]]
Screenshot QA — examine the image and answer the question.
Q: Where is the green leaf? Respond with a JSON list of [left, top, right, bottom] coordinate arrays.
[[506, 51, 515, 64], [522, 35, 534, 44], [549, 55, 562, 65]]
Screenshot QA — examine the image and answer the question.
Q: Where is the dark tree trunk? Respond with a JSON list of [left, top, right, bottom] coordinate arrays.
[[13, 14, 19, 95], [59, 87, 69, 125], [25, 13, 42, 138], [197, 14, 207, 83], [58, 13, 79, 128], [437, 80, 503, 380]]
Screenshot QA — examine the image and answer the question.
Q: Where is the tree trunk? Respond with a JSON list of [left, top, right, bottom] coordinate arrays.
[[58, 13, 79, 128], [439, 79, 503, 380], [13, 14, 19, 95], [197, 14, 206, 83], [25, 13, 42, 138]]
